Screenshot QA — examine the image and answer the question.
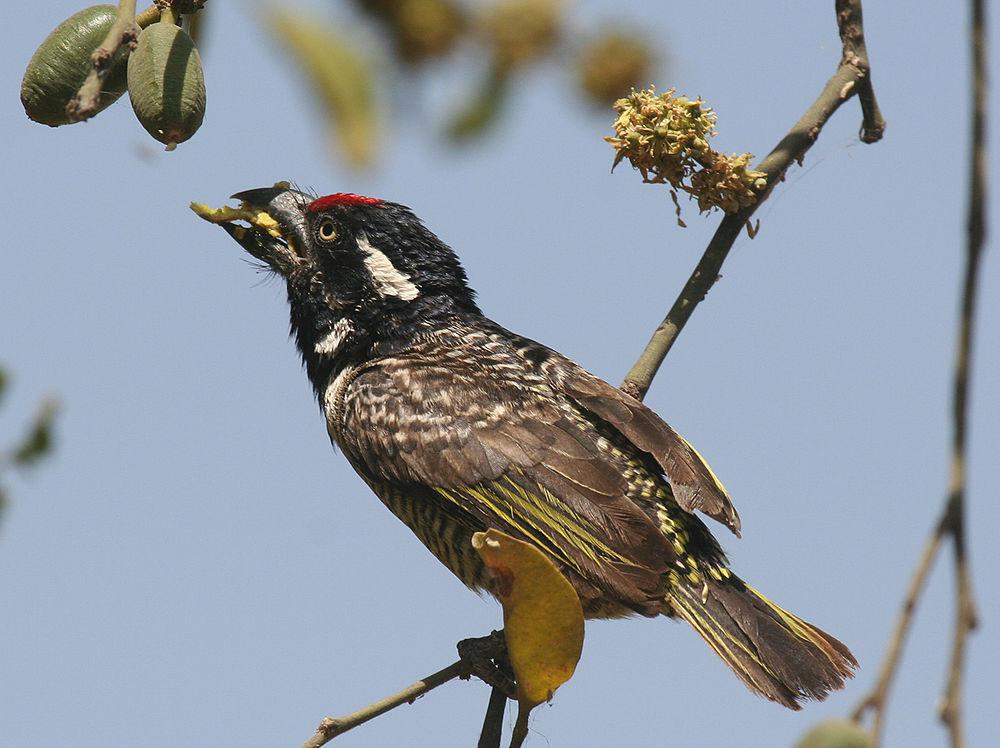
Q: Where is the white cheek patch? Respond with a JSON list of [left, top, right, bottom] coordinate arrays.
[[314, 318, 355, 356], [358, 234, 419, 301]]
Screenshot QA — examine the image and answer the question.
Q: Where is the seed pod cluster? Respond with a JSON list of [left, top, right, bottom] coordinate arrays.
[[127, 19, 207, 149], [21, 5, 208, 149], [20, 5, 128, 126]]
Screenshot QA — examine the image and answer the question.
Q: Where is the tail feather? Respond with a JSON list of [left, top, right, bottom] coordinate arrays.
[[667, 574, 857, 709]]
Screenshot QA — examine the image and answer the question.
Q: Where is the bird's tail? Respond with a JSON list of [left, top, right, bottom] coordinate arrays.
[[666, 572, 857, 709]]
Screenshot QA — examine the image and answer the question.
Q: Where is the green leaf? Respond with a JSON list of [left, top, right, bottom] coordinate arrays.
[[266, 6, 378, 168], [13, 398, 59, 467], [446, 66, 508, 142]]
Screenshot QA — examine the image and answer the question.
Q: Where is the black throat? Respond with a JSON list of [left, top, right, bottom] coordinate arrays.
[[289, 285, 479, 401]]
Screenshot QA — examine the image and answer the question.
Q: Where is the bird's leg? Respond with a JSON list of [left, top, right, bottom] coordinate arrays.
[[457, 629, 516, 699]]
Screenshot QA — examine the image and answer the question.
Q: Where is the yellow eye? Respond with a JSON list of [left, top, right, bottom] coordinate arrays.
[[318, 220, 337, 241]]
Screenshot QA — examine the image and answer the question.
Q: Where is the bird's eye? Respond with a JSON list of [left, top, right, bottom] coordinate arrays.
[[318, 220, 337, 242]]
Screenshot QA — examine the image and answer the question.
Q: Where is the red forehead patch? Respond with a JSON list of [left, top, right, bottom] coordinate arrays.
[[307, 193, 384, 212]]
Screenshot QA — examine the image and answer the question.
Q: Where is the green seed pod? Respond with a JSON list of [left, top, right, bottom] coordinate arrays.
[[127, 20, 206, 149], [21, 5, 129, 126], [794, 720, 874, 748]]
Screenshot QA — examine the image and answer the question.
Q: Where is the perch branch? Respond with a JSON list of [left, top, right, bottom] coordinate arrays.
[[301, 631, 513, 747], [478, 686, 509, 748], [621, 0, 884, 400], [852, 0, 985, 744], [459, 630, 515, 747], [300, 660, 469, 748]]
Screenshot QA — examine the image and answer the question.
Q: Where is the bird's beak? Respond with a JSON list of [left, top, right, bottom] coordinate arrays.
[[193, 184, 314, 275]]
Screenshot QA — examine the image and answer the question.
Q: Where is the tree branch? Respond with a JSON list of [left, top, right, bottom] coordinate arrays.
[[478, 686, 509, 748], [849, 525, 944, 739], [65, 0, 139, 122], [300, 660, 470, 748], [937, 3, 986, 744], [63, 2, 168, 122], [836, 0, 886, 142], [621, 0, 884, 400], [852, 0, 985, 744], [300, 631, 514, 747]]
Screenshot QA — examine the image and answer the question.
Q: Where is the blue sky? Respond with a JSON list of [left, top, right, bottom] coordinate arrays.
[[2, 2, 996, 746]]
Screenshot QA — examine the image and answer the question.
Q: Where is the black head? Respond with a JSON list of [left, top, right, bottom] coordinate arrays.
[[228, 186, 477, 310], [219, 186, 480, 387]]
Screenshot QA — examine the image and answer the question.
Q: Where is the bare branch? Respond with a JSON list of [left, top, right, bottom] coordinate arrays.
[[849, 526, 944, 740], [478, 686, 508, 748], [621, 0, 884, 400], [300, 660, 470, 748], [301, 631, 514, 747], [938, 3, 986, 743], [853, 0, 985, 743], [65, 0, 139, 122], [836, 0, 886, 141], [136, 4, 163, 27]]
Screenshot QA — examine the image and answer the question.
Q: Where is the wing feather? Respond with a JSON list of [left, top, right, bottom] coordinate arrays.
[[559, 367, 741, 536], [337, 360, 673, 614]]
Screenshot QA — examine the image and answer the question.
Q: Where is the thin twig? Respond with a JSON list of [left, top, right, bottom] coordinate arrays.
[[849, 526, 944, 740], [300, 660, 470, 748], [135, 4, 162, 27], [302, 631, 513, 747], [478, 686, 508, 748], [836, 0, 886, 142], [852, 1, 985, 744], [65, 0, 138, 122], [938, 3, 986, 743], [620, 0, 884, 400]]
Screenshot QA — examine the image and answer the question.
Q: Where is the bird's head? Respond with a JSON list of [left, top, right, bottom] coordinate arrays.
[[200, 185, 479, 376], [220, 186, 477, 312]]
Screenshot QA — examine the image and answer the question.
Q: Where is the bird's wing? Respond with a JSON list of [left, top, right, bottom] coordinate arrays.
[[555, 363, 742, 536], [337, 356, 674, 613]]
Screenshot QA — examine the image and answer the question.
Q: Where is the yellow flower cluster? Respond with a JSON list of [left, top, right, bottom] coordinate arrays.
[[690, 152, 768, 214], [607, 88, 766, 216]]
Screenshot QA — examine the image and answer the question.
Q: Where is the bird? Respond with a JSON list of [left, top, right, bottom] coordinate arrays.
[[199, 185, 856, 709]]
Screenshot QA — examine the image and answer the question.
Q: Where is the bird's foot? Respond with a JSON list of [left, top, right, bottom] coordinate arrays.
[[457, 629, 516, 699]]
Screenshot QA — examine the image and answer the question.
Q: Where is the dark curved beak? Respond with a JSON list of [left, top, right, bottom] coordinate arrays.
[[227, 185, 314, 274]]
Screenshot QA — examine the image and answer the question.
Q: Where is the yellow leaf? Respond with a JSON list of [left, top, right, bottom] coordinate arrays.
[[266, 7, 378, 168], [472, 528, 584, 722]]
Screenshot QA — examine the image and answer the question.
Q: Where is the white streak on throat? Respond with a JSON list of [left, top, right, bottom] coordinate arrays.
[[358, 234, 419, 301], [314, 318, 355, 356]]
